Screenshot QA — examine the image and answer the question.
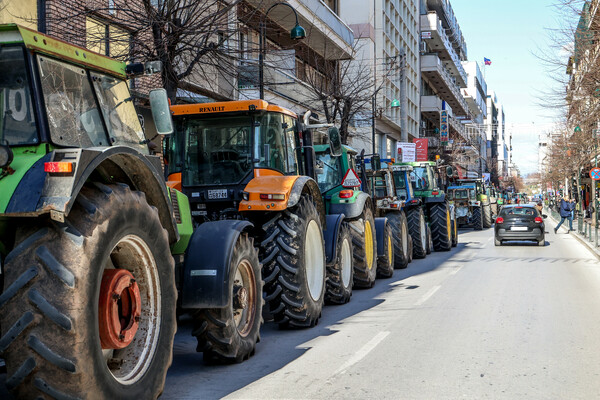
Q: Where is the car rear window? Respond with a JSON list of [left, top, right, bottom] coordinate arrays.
[[500, 207, 538, 217]]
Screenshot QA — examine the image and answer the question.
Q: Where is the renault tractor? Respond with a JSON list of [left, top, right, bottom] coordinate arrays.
[[166, 100, 348, 331]]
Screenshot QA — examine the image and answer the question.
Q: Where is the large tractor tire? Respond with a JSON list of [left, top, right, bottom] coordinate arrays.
[[0, 183, 176, 400], [429, 203, 452, 251], [376, 223, 394, 279], [325, 222, 353, 305], [386, 211, 409, 269], [473, 206, 484, 230], [407, 236, 413, 263], [483, 204, 492, 228], [193, 233, 262, 363], [349, 207, 377, 288], [451, 219, 458, 247], [406, 207, 427, 259], [260, 195, 326, 329]]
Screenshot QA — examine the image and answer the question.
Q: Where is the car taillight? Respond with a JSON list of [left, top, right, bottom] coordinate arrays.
[[535, 217, 543, 223], [496, 217, 504, 224], [339, 190, 354, 198]]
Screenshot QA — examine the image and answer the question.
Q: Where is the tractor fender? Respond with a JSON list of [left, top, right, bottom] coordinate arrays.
[[5, 146, 179, 243], [323, 213, 345, 265], [424, 193, 446, 203], [180, 220, 254, 309], [374, 217, 388, 257], [288, 176, 326, 227], [330, 191, 371, 220]]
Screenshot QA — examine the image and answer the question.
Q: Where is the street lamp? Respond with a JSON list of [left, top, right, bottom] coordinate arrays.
[[259, 2, 306, 100]]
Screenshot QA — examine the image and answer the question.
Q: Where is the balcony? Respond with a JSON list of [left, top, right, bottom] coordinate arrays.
[[425, 0, 467, 60], [421, 54, 469, 116], [421, 95, 466, 140], [245, 0, 354, 60], [420, 13, 467, 87]]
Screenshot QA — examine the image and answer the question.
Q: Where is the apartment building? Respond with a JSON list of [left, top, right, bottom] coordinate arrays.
[[340, 0, 420, 158]]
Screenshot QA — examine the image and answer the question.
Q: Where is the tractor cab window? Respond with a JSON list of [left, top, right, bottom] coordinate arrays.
[[0, 46, 38, 145], [411, 167, 430, 191], [315, 148, 342, 193], [392, 171, 409, 200], [91, 72, 147, 153], [38, 55, 107, 147], [256, 112, 298, 174], [181, 115, 252, 186], [372, 174, 387, 198], [453, 189, 468, 199]]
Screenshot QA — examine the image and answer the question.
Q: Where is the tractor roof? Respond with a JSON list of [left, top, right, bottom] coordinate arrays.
[[390, 165, 413, 172], [170, 99, 297, 118], [0, 23, 126, 78], [397, 161, 435, 167], [449, 184, 475, 189]]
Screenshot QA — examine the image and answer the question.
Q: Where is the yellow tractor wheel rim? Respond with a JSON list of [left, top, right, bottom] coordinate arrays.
[[446, 210, 452, 237], [387, 235, 393, 264], [365, 219, 374, 269]]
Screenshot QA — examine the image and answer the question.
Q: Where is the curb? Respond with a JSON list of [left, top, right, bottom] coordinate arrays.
[[547, 212, 600, 261]]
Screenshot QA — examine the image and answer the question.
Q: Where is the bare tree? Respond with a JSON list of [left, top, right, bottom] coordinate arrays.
[[38, 0, 270, 102]]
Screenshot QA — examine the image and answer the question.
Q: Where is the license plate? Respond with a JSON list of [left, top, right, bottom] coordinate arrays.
[[511, 226, 527, 231], [207, 189, 228, 200]]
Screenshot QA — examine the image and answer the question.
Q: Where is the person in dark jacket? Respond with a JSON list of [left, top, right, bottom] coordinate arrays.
[[555, 197, 575, 233]]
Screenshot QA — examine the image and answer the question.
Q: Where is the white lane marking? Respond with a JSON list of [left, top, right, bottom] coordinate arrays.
[[333, 331, 390, 375], [449, 265, 463, 275], [414, 285, 441, 306]]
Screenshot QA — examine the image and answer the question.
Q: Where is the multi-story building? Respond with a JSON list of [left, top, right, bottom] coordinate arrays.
[[496, 105, 508, 179], [460, 61, 487, 178], [419, 0, 472, 167], [484, 91, 499, 179], [340, 0, 421, 157]]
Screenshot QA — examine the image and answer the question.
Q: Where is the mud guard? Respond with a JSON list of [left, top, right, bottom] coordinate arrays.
[[375, 217, 388, 257], [329, 191, 371, 220], [323, 213, 345, 265], [180, 220, 254, 309]]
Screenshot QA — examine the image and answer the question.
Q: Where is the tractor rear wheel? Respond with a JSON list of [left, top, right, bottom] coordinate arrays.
[[430, 203, 452, 251], [407, 207, 427, 259], [376, 223, 394, 278], [260, 195, 326, 328], [0, 183, 176, 400], [193, 233, 262, 363], [386, 211, 409, 269], [473, 207, 483, 230], [451, 219, 458, 247], [483, 204, 492, 228], [325, 222, 353, 305], [349, 207, 377, 288]]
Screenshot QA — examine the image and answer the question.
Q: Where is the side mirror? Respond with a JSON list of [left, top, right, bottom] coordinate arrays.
[[144, 61, 163, 75], [328, 127, 342, 157], [542, 214, 548, 219], [149, 89, 173, 135], [446, 166, 453, 177]]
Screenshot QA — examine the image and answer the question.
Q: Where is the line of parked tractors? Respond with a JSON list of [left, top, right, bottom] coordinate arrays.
[[0, 25, 496, 399]]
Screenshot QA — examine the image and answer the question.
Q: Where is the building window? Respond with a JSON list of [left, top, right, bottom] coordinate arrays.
[[86, 18, 131, 59], [323, 0, 338, 14]]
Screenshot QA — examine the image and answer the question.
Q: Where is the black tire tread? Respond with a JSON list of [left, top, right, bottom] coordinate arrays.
[[406, 207, 426, 259], [325, 222, 353, 304], [473, 207, 483, 230], [349, 207, 377, 288], [376, 223, 394, 278], [429, 203, 452, 251], [386, 212, 409, 269]]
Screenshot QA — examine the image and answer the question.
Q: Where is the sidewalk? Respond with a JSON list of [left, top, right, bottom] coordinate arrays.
[[547, 208, 600, 260]]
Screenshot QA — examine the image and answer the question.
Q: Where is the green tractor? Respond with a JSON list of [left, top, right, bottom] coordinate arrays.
[[360, 156, 413, 269], [457, 178, 493, 228], [396, 161, 454, 257], [0, 24, 260, 399], [314, 144, 395, 290]]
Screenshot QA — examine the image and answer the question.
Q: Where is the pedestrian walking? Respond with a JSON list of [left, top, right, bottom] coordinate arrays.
[[555, 197, 575, 233], [535, 201, 543, 215]]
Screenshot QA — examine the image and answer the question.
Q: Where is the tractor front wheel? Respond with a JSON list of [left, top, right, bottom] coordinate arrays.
[[349, 207, 377, 288], [386, 211, 409, 269], [325, 222, 353, 305], [407, 207, 427, 259], [376, 223, 394, 278], [193, 233, 262, 363]]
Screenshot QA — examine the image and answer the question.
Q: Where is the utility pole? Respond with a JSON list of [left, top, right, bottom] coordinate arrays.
[[398, 47, 408, 142]]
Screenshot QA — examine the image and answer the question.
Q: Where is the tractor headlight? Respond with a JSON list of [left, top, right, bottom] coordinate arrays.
[[0, 145, 13, 168]]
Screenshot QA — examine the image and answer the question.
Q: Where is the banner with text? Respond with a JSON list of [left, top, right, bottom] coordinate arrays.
[[440, 110, 449, 145], [413, 138, 429, 161], [397, 142, 416, 162]]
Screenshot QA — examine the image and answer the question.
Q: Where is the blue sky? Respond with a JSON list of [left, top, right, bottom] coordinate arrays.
[[451, 0, 572, 175]]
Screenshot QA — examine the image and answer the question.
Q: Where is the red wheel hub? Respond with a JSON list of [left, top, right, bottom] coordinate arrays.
[[99, 269, 141, 349]]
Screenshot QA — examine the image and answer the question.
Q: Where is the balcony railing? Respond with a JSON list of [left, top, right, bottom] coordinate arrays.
[[421, 53, 469, 116]]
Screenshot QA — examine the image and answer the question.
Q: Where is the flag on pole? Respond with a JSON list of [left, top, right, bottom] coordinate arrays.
[[484, 57, 492, 65]]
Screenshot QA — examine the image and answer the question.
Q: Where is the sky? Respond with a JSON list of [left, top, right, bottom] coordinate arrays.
[[451, 0, 573, 175]]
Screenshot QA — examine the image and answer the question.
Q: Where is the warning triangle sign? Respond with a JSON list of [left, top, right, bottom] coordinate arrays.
[[341, 168, 361, 188]]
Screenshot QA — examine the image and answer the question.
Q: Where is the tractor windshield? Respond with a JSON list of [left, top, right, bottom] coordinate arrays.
[[411, 166, 432, 191], [315, 149, 342, 193], [181, 115, 253, 186], [392, 171, 409, 201], [179, 111, 299, 186], [0, 46, 38, 145]]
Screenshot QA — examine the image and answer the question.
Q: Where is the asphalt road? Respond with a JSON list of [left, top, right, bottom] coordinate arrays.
[[3, 225, 600, 399], [163, 225, 600, 399]]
